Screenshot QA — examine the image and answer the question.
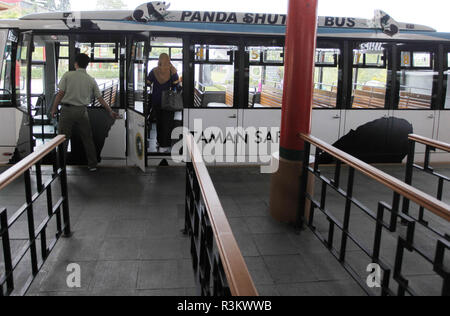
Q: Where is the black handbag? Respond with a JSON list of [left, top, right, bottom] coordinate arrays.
[[161, 87, 183, 112], [161, 71, 183, 112]]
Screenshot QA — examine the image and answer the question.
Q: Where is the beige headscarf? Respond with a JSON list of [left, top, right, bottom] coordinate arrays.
[[153, 53, 178, 84]]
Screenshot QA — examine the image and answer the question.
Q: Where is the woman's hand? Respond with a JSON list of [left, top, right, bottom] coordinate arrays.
[[110, 110, 120, 120]]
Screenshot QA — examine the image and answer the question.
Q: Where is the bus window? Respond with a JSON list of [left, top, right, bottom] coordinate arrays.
[[31, 39, 46, 99], [133, 42, 146, 99], [352, 42, 388, 109], [194, 45, 237, 108], [445, 52, 450, 109], [76, 42, 120, 90], [31, 64, 44, 95], [248, 46, 284, 108], [0, 30, 14, 106], [148, 38, 183, 77], [398, 51, 435, 109], [57, 42, 69, 81], [314, 48, 340, 108]]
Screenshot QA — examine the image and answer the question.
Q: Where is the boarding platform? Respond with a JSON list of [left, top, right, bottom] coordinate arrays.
[[0, 133, 448, 297]]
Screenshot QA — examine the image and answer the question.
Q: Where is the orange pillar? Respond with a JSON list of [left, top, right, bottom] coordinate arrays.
[[270, 0, 318, 223]]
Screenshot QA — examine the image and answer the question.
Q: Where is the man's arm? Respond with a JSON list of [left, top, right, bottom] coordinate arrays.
[[51, 90, 65, 118], [98, 97, 119, 119]]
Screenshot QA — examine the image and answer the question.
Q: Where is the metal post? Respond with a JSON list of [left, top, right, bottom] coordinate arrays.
[[402, 139, 415, 216], [24, 169, 39, 276], [296, 141, 311, 229], [58, 142, 71, 237], [0, 209, 14, 294], [340, 167, 355, 262]]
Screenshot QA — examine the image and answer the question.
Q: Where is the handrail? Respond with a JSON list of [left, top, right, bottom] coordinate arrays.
[[0, 135, 70, 296], [300, 133, 450, 222], [409, 134, 450, 153], [185, 133, 258, 297], [0, 135, 66, 191]]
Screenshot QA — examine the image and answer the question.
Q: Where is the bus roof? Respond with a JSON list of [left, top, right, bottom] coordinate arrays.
[[18, 5, 435, 33], [0, 2, 443, 41]]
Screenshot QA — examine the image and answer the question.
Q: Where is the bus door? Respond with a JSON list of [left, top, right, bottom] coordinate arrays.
[[11, 31, 32, 160], [187, 42, 239, 163], [147, 37, 184, 156], [0, 29, 21, 163], [438, 47, 450, 161], [126, 36, 149, 171]]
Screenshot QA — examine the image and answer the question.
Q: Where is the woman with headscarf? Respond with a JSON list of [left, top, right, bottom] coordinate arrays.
[[147, 53, 180, 152]]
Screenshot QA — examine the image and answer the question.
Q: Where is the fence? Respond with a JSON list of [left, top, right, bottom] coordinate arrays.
[[298, 133, 450, 296], [0, 135, 70, 296], [184, 133, 258, 296], [403, 134, 450, 227]]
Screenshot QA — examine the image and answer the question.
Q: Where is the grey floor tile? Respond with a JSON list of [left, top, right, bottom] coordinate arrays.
[[244, 257, 274, 286], [245, 217, 291, 235], [91, 261, 139, 290], [256, 285, 280, 296], [34, 291, 92, 296], [138, 288, 197, 296], [237, 200, 270, 217], [38, 260, 97, 293], [137, 259, 196, 290], [99, 238, 141, 261], [253, 234, 299, 256], [91, 288, 137, 296], [302, 251, 352, 282], [220, 197, 243, 218], [50, 238, 103, 262], [139, 237, 190, 260], [144, 218, 185, 238], [228, 217, 252, 236], [276, 280, 366, 296], [233, 234, 260, 257], [72, 218, 111, 239], [263, 255, 318, 284], [288, 230, 332, 254], [407, 275, 444, 296], [106, 219, 148, 239], [276, 282, 328, 296]]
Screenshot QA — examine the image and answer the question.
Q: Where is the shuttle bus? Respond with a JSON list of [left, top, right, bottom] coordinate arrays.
[[0, 2, 450, 170]]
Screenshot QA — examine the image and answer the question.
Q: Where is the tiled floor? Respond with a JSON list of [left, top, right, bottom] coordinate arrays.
[[0, 163, 448, 296]]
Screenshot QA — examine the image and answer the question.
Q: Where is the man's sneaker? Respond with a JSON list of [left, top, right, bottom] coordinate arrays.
[[89, 167, 98, 172]]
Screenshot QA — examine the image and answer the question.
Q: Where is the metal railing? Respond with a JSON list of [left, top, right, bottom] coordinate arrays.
[[184, 133, 258, 297], [403, 134, 450, 226], [0, 135, 71, 296], [91, 79, 119, 108], [298, 133, 450, 296]]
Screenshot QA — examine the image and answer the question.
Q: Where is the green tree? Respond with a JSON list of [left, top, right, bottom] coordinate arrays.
[[96, 0, 127, 10], [0, 7, 24, 19], [46, 0, 71, 11]]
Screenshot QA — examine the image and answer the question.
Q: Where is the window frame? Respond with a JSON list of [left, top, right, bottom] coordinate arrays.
[[148, 45, 183, 62], [400, 50, 434, 70], [192, 44, 236, 65], [76, 42, 119, 63]]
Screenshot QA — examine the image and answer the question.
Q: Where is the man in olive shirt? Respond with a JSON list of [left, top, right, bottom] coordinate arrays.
[[51, 54, 118, 171]]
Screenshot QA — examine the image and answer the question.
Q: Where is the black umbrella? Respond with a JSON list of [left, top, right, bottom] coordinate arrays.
[[318, 117, 413, 164]]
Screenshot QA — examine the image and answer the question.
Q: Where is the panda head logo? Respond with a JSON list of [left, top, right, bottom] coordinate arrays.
[[133, 2, 171, 22], [373, 10, 400, 37]]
